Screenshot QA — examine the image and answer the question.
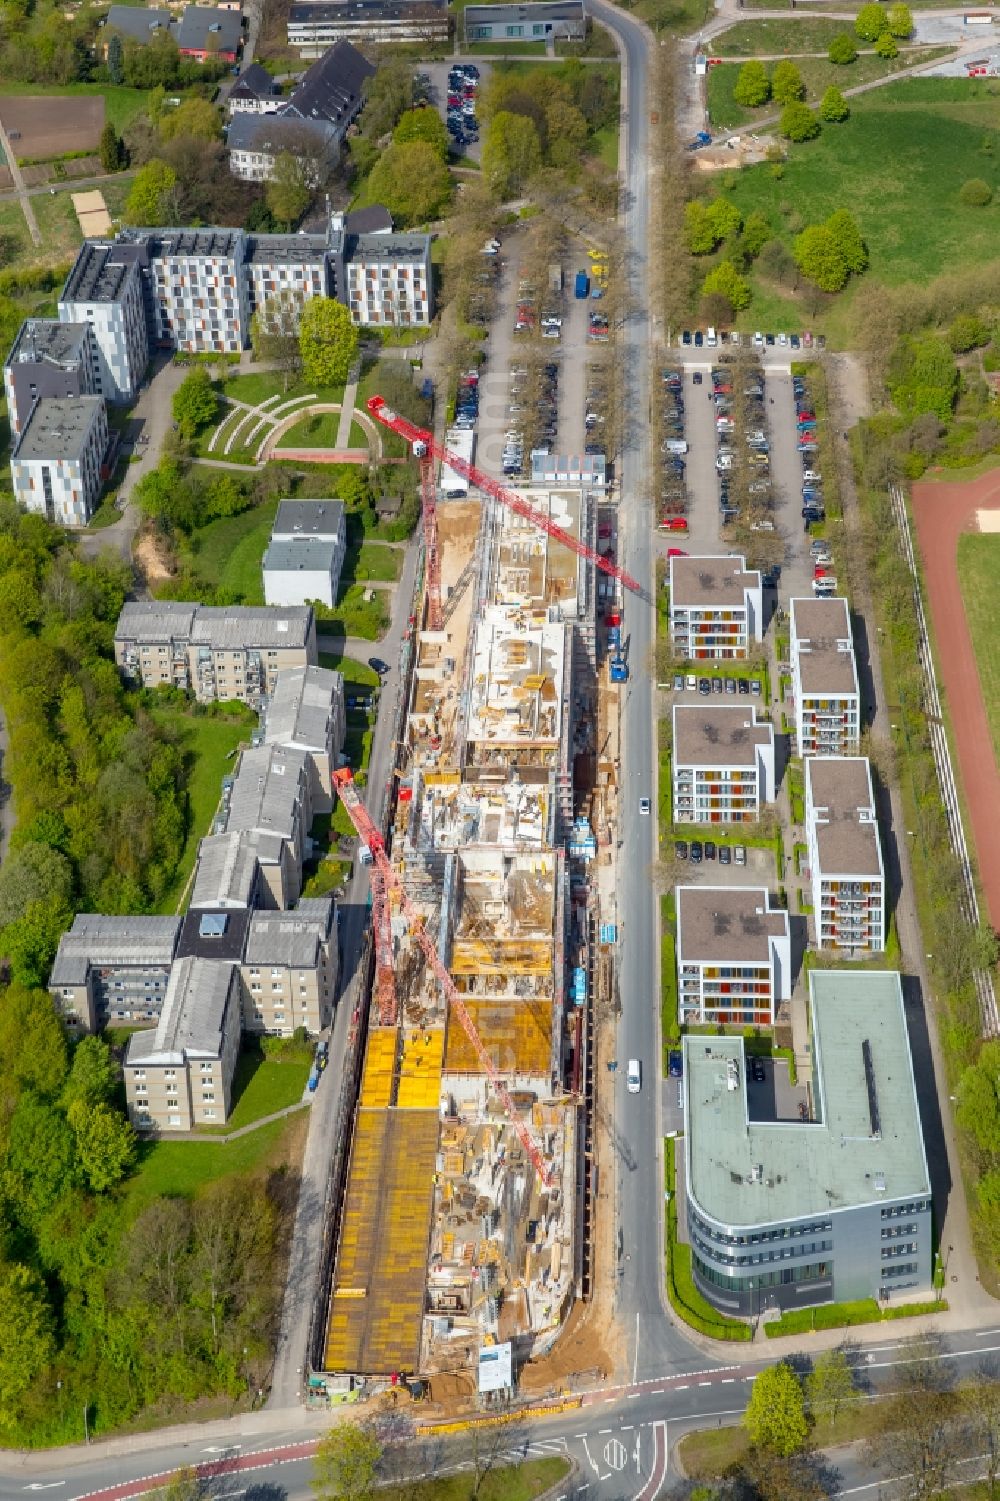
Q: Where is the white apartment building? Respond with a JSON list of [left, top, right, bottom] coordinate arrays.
[[4, 319, 99, 438], [246, 236, 330, 315], [263, 498, 347, 609], [805, 756, 885, 954], [146, 229, 251, 354], [789, 597, 861, 757], [669, 554, 763, 661], [338, 233, 433, 328], [672, 704, 775, 825], [676, 885, 791, 1027], [11, 396, 108, 526], [58, 241, 149, 402]]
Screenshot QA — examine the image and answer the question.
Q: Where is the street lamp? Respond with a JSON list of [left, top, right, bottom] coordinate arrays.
[[243, 1347, 252, 1403]]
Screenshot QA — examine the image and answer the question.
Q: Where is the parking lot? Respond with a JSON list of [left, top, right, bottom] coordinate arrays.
[[421, 59, 490, 163]]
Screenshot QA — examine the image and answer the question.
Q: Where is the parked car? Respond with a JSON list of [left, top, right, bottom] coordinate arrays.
[[675, 840, 689, 860], [751, 1056, 766, 1083], [734, 845, 746, 865], [668, 1050, 684, 1078], [690, 840, 703, 862]]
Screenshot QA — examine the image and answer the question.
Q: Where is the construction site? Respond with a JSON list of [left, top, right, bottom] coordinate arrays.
[[314, 402, 630, 1399]]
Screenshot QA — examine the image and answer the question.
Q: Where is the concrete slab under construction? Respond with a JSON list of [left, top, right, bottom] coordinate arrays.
[[444, 998, 553, 1078], [324, 1108, 439, 1376], [397, 1027, 444, 1108]]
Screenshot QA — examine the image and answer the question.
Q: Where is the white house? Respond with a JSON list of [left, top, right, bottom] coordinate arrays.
[[675, 884, 791, 1027], [672, 704, 775, 825], [669, 554, 763, 661], [805, 756, 885, 954], [789, 597, 860, 757], [262, 498, 347, 608]]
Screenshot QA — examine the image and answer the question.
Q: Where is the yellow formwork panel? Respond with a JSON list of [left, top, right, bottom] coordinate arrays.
[[397, 1028, 444, 1109], [324, 1108, 439, 1375], [359, 1029, 396, 1108], [444, 999, 553, 1076], [450, 939, 551, 975]]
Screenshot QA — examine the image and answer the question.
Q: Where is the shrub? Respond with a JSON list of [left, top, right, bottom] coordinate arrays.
[[874, 32, 899, 57], [828, 33, 858, 63], [771, 60, 805, 105], [780, 102, 821, 142], [887, 2, 913, 37], [949, 314, 989, 353], [855, 2, 889, 41], [960, 177, 993, 207], [819, 86, 850, 122], [701, 259, 752, 311]]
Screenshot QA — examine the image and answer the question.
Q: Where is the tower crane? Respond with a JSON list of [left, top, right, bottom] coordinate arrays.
[[333, 767, 554, 1188], [367, 396, 648, 604]]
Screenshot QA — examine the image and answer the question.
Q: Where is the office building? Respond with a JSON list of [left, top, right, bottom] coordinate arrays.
[[806, 756, 885, 954], [49, 914, 182, 1033], [241, 899, 338, 1034], [669, 554, 763, 661], [672, 704, 775, 825], [683, 969, 932, 1316], [287, 0, 448, 54], [263, 662, 345, 813], [11, 396, 108, 527], [464, 0, 584, 42], [675, 885, 791, 1027], [789, 597, 861, 757], [59, 240, 149, 401], [4, 319, 99, 438]]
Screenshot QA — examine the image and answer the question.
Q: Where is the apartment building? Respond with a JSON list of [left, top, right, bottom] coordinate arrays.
[[114, 601, 318, 707], [806, 756, 885, 954], [58, 240, 149, 401], [4, 320, 99, 438], [11, 396, 108, 527], [190, 831, 262, 910], [263, 662, 345, 813], [241, 899, 338, 1034], [684, 970, 931, 1317], [675, 885, 791, 1027], [227, 60, 283, 114], [124, 953, 243, 1130], [672, 704, 775, 825], [222, 743, 312, 906], [176, 4, 242, 59], [669, 554, 763, 662], [142, 229, 251, 354], [263, 498, 347, 609], [49, 914, 181, 1033], [332, 232, 434, 328], [789, 597, 860, 757], [464, 0, 584, 41], [287, 0, 448, 54]]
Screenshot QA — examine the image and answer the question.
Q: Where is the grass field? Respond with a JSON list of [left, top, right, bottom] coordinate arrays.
[[319, 651, 380, 690], [220, 372, 346, 410], [181, 498, 279, 605], [125, 1114, 304, 1216], [281, 410, 344, 447], [351, 541, 401, 582], [380, 1459, 570, 1501], [205, 1049, 311, 1133], [711, 16, 851, 53], [706, 49, 950, 129], [151, 707, 252, 913], [724, 79, 1000, 318], [957, 532, 1000, 767]]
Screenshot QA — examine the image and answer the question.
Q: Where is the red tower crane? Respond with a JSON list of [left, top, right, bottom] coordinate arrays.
[[333, 768, 554, 1188], [368, 396, 647, 602], [416, 448, 443, 632]]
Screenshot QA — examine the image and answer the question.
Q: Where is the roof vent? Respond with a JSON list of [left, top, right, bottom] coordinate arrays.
[[199, 913, 228, 938], [874, 1172, 887, 1193]]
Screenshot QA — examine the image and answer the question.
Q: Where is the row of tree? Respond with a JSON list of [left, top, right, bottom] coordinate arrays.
[[479, 58, 618, 201]]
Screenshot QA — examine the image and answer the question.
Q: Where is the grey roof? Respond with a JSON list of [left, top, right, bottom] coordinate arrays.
[[50, 914, 181, 986], [231, 61, 281, 100], [244, 900, 334, 967], [116, 600, 198, 645], [530, 451, 607, 485], [347, 231, 431, 263], [225, 743, 308, 841], [190, 833, 260, 909], [176, 4, 242, 52], [227, 111, 333, 154], [263, 538, 341, 577], [62, 241, 140, 305], [104, 5, 176, 42], [806, 756, 883, 878], [790, 597, 858, 697], [265, 664, 343, 751], [465, 0, 583, 22], [13, 396, 104, 462], [285, 39, 374, 126], [272, 498, 345, 540], [345, 205, 393, 234], [176, 905, 252, 961], [127, 956, 238, 1063], [672, 704, 773, 768], [147, 228, 245, 261], [289, 0, 445, 22], [676, 885, 788, 963], [247, 232, 330, 267], [685, 970, 930, 1229], [191, 604, 314, 651], [670, 554, 760, 610], [7, 318, 90, 372]]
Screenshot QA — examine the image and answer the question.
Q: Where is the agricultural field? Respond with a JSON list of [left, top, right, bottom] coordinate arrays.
[[0, 82, 152, 139]]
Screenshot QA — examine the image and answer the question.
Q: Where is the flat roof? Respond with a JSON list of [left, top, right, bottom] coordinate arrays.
[[670, 554, 760, 610], [176, 906, 252, 962], [290, 0, 445, 19], [272, 498, 345, 538], [247, 231, 329, 265], [790, 597, 858, 697], [465, 0, 583, 18], [685, 970, 930, 1228], [466, 605, 565, 747], [263, 538, 340, 574], [346, 232, 431, 262], [14, 396, 103, 461], [7, 318, 90, 370], [264, 664, 342, 751], [245, 901, 333, 967], [127, 956, 237, 1063], [116, 600, 198, 644], [149, 229, 245, 261], [806, 756, 883, 878], [673, 704, 772, 768], [676, 885, 788, 963], [62, 240, 138, 304]]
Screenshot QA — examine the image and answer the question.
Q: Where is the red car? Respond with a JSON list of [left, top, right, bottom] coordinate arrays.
[[663, 517, 688, 532], [668, 547, 688, 558]]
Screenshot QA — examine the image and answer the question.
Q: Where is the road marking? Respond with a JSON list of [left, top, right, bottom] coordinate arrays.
[[631, 1419, 667, 1501], [621, 1425, 634, 1432], [721, 1378, 735, 1384], [976, 1329, 1000, 1337], [24, 1486, 66, 1492], [599, 1428, 612, 1435], [675, 1384, 688, 1390], [604, 1438, 628, 1471], [627, 1392, 641, 1399], [698, 1381, 712, 1386]]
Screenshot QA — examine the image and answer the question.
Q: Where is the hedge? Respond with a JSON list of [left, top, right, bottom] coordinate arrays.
[[765, 1296, 948, 1337], [664, 1138, 752, 1342]]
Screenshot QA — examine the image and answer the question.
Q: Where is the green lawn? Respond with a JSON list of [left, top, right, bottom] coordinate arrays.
[[349, 420, 370, 449], [467, 39, 547, 53], [380, 1459, 569, 1501], [724, 78, 1000, 305], [319, 651, 380, 690], [124, 1115, 299, 1216], [350, 542, 401, 583], [151, 706, 252, 913], [281, 410, 344, 447], [329, 584, 390, 640], [200, 1048, 311, 1133], [710, 16, 852, 53], [957, 532, 1000, 767], [179, 497, 279, 605], [220, 372, 345, 409], [591, 123, 619, 173], [706, 50, 950, 130]]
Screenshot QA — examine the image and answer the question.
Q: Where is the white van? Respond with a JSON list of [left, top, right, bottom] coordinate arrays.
[[664, 438, 688, 455], [706, 326, 718, 347], [627, 1059, 642, 1094]]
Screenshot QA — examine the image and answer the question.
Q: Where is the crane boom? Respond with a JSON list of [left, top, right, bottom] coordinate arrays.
[[367, 396, 646, 600], [417, 453, 443, 631], [333, 769, 554, 1188]]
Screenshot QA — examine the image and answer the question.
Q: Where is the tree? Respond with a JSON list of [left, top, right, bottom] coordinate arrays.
[[828, 33, 858, 63], [855, 2, 889, 40], [0, 841, 73, 929], [367, 139, 452, 226], [772, 60, 805, 105], [107, 30, 124, 84], [741, 211, 773, 258], [733, 60, 771, 108], [684, 197, 741, 254], [780, 102, 821, 142], [805, 1348, 861, 1426], [819, 86, 850, 122], [68, 1100, 136, 1193], [702, 260, 751, 311], [392, 106, 448, 162], [888, 334, 960, 421], [99, 122, 126, 173], [956, 1038, 1000, 1162], [250, 290, 302, 390], [544, 98, 588, 166], [794, 224, 848, 292], [158, 97, 220, 142], [949, 313, 988, 352], [266, 151, 312, 228], [312, 1422, 382, 1501], [124, 159, 176, 226], [299, 297, 359, 390], [874, 32, 899, 56], [0, 984, 68, 1099], [62, 1035, 118, 1112], [866, 1360, 963, 1501], [960, 177, 993, 206], [826, 208, 867, 273], [743, 1362, 810, 1456], [0, 1263, 55, 1420], [172, 367, 218, 440], [481, 111, 542, 199], [887, 2, 913, 36]]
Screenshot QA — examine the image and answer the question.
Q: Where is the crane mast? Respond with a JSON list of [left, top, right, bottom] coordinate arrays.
[[333, 769, 554, 1188]]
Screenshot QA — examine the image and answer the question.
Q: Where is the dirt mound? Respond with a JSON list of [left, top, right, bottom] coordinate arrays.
[[134, 530, 173, 586]]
